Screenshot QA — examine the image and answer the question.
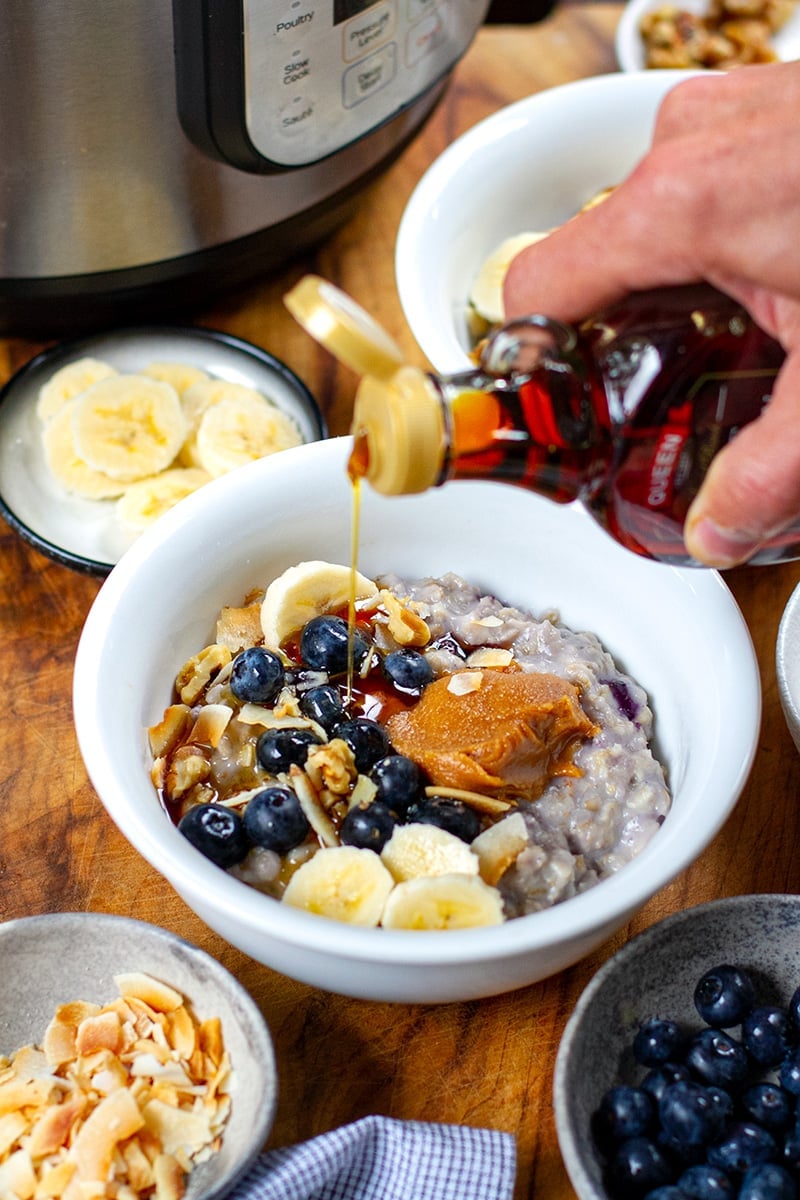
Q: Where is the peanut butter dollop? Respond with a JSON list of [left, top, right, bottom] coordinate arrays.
[[386, 668, 598, 800]]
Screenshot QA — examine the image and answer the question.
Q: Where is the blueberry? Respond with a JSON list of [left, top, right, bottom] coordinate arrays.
[[705, 1086, 734, 1127], [740, 1084, 795, 1132], [229, 646, 285, 705], [607, 1137, 674, 1199], [593, 1087, 657, 1152], [781, 1125, 800, 1171], [742, 1007, 793, 1069], [739, 1163, 797, 1200], [642, 1064, 693, 1104], [381, 648, 434, 695], [243, 786, 309, 854], [256, 727, 323, 774], [645, 1189, 689, 1200], [634, 1018, 687, 1067], [684, 1029, 749, 1090], [659, 1081, 728, 1147], [178, 803, 249, 868], [299, 684, 347, 733], [678, 1164, 736, 1200], [779, 1049, 800, 1096], [405, 795, 482, 843], [336, 717, 391, 773], [788, 984, 800, 1034], [300, 615, 369, 675], [694, 965, 756, 1028], [340, 801, 398, 853], [707, 1121, 778, 1174], [369, 754, 424, 816]]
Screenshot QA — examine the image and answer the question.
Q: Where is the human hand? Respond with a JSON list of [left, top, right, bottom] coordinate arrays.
[[502, 62, 800, 568]]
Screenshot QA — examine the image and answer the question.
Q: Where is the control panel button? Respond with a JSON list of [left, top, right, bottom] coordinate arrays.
[[343, 1, 396, 62], [405, 10, 445, 67], [342, 42, 398, 108]]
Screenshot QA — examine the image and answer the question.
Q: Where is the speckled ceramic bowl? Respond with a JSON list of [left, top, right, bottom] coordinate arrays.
[[0, 912, 277, 1200], [554, 894, 800, 1200]]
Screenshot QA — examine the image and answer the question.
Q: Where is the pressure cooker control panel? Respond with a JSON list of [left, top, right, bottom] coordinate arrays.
[[173, 0, 490, 172]]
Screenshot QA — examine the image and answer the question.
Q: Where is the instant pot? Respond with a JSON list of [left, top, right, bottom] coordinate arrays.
[[0, 0, 521, 336]]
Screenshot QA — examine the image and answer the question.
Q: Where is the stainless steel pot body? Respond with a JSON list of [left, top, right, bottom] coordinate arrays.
[[0, 0, 490, 332]]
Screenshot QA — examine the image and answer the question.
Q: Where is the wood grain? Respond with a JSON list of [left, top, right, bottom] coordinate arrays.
[[1, 13, 799, 1199]]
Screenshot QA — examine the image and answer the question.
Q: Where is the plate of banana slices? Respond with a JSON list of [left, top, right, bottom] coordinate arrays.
[[0, 325, 325, 575]]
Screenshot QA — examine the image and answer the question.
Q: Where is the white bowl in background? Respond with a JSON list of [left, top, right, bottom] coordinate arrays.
[[777, 581, 800, 754], [395, 71, 696, 374], [616, 0, 800, 72], [73, 437, 760, 1004]]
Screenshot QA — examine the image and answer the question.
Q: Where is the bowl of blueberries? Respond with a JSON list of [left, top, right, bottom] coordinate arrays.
[[555, 893, 800, 1200]]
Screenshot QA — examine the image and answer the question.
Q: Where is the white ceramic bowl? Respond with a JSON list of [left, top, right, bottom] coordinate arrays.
[[616, 0, 800, 71], [395, 71, 696, 374], [777, 581, 800, 754], [0, 913, 277, 1200], [554, 894, 800, 1200], [74, 437, 760, 1004]]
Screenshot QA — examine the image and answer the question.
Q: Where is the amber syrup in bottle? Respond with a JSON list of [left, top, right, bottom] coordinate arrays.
[[429, 283, 792, 566]]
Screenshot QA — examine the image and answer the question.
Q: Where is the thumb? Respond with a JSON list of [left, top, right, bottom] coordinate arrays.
[[684, 352, 800, 567]]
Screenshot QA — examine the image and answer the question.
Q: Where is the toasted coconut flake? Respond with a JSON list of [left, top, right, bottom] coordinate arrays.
[[114, 975, 184, 1016], [465, 647, 514, 669], [423, 785, 512, 815], [0, 1113, 28, 1158], [0, 975, 230, 1199], [148, 706, 193, 758], [154, 1153, 186, 1200], [289, 766, 339, 847], [75, 1012, 123, 1057], [189, 704, 232, 749], [447, 670, 484, 696], [70, 1087, 145, 1182], [140, 1101, 212, 1159], [471, 812, 529, 884]]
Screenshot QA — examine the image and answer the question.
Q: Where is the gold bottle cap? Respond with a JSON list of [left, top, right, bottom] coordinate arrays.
[[284, 275, 406, 381], [285, 274, 446, 496], [352, 367, 445, 495]]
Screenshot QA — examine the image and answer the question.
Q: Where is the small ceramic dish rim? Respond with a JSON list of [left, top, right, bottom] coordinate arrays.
[[0, 324, 326, 577]]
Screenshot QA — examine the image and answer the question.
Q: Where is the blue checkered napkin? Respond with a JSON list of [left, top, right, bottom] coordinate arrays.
[[227, 1114, 517, 1200]]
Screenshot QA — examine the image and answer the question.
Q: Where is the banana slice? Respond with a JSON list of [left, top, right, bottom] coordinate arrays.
[[180, 378, 268, 433], [71, 375, 187, 481], [380, 823, 479, 883], [36, 357, 118, 423], [381, 873, 504, 930], [42, 400, 128, 500], [141, 361, 210, 396], [281, 845, 394, 926], [261, 560, 379, 650], [116, 467, 212, 530], [469, 231, 550, 324], [195, 391, 303, 478]]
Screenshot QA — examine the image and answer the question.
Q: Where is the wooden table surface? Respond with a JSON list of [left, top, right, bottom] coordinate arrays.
[[2, 10, 800, 1199]]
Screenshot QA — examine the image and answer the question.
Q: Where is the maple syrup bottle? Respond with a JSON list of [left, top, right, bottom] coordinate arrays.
[[285, 276, 796, 567]]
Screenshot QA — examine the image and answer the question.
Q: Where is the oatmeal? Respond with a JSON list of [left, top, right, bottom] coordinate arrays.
[[149, 563, 670, 929]]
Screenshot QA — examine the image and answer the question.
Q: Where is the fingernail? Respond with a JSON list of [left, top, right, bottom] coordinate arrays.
[[685, 515, 760, 568]]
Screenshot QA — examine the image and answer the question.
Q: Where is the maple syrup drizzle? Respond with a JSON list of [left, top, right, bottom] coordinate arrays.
[[346, 469, 363, 707]]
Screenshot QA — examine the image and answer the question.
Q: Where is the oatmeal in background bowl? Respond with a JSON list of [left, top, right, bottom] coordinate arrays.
[[73, 437, 760, 1003]]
